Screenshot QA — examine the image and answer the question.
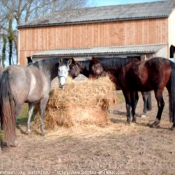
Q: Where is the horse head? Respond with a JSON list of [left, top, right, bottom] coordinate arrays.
[[89, 57, 104, 76], [57, 58, 72, 88], [69, 58, 82, 78]]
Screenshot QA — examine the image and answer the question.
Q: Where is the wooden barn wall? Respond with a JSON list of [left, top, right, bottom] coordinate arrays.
[[19, 18, 168, 65]]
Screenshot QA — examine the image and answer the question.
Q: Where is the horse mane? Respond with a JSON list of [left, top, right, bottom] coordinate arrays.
[[95, 57, 139, 70], [29, 58, 60, 69], [78, 57, 139, 70], [78, 60, 91, 70], [123, 58, 140, 66]]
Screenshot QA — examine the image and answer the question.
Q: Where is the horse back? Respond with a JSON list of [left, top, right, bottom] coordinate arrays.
[[120, 57, 171, 91]]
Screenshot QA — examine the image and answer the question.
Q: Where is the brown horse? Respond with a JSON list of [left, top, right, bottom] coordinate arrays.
[[0, 58, 71, 147], [89, 57, 122, 90], [88, 57, 152, 117], [115, 57, 175, 129]]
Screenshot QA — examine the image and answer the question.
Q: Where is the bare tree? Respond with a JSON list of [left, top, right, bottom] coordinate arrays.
[[0, 0, 94, 65]]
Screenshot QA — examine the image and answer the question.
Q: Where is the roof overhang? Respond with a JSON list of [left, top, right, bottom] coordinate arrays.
[[32, 44, 167, 58], [18, 16, 167, 29]]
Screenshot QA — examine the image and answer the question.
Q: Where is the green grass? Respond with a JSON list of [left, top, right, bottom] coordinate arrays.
[[16, 104, 28, 124]]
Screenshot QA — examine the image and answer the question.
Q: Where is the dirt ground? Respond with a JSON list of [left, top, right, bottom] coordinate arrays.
[[1, 89, 175, 175]]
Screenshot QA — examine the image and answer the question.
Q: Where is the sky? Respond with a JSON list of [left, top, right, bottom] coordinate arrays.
[[94, 0, 161, 6]]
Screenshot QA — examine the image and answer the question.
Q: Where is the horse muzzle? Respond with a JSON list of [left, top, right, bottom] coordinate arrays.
[[59, 76, 67, 88]]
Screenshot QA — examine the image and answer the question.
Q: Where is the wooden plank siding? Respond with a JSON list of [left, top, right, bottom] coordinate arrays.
[[19, 18, 168, 65]]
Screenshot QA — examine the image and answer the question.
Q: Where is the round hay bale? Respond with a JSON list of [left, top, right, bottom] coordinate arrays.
[[33, 77, 118, 130]]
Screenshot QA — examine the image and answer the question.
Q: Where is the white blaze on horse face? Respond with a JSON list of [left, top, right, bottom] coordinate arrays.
[[58, 65, 69, 88]]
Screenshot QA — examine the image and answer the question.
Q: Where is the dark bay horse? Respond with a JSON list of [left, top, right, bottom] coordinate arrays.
[[0, 58, 71, 147], [69, 57, 152, 117], [115, 57, 175, 129]]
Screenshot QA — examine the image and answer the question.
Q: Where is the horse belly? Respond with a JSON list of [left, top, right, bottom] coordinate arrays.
[[26, 70, 50, 103], [26, 90, 43, 103], [133, 82, 153, 91], [130, 75, 153, 92]]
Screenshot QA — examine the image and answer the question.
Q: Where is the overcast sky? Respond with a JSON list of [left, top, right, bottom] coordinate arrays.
[[94, 0, 161, 6]]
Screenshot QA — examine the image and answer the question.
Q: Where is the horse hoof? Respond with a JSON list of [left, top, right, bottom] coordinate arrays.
[[10, 140, 19, 147], [141, 114, 146, 118], [41, 131, 47, 136], [170, 126, 175, 131], [108, 110, 112, 113], [149, 122, 159, 128], [126, 120, 131, 125], [132, 117, 137, 123], [132, 119, 137, 123], [170, 123, 175, 131], [149, 123, 156, 128], [26, 129, 31, 135]]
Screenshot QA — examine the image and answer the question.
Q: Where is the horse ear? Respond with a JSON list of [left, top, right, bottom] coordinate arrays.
[[59, 58, 63, 64], [69, 58, 74, 63], [68, 58, 72, 65], [92, 57, 99, 64]]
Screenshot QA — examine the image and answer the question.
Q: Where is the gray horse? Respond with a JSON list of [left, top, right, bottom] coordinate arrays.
[[0, 58, 71, 147]]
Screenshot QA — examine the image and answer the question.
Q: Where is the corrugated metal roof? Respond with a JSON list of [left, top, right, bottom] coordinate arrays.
[[18, 1, 175, 28], [32, 44, 166, 57]]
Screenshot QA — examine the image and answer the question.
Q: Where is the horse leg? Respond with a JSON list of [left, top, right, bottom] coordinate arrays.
[[27, 103, 35, 134], [131, 91, 137, 123], [12, 103, 23, 147], [150, 89, 164, 128], [123, 91, 132, 124], [166, 84, 175, 130], [146, 91, 152, 111], [15, 103, 23, 120], [141, 92, 148, 118], [40, 96, 49, 136]]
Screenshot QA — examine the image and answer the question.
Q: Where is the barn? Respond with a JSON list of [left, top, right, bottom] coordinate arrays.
[[17, 1, 175, 65]]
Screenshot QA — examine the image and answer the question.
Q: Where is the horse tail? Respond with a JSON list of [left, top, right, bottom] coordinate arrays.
[[146, 91, 152, 111], [0, 71, 16, 147], [169, 61, 175, 123]]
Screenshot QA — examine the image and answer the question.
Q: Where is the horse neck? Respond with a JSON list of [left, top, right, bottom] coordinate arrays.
[[79, 60, 91, 78], [100, 57, 137, 70], [81, 68, 89, 77], [31, 58, 58, 81], [105, 69, 117, 75]]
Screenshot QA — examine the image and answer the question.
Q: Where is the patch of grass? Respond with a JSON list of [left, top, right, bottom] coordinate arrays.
[[17, 104, 28, 124], [0, 129, 4, 142]]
